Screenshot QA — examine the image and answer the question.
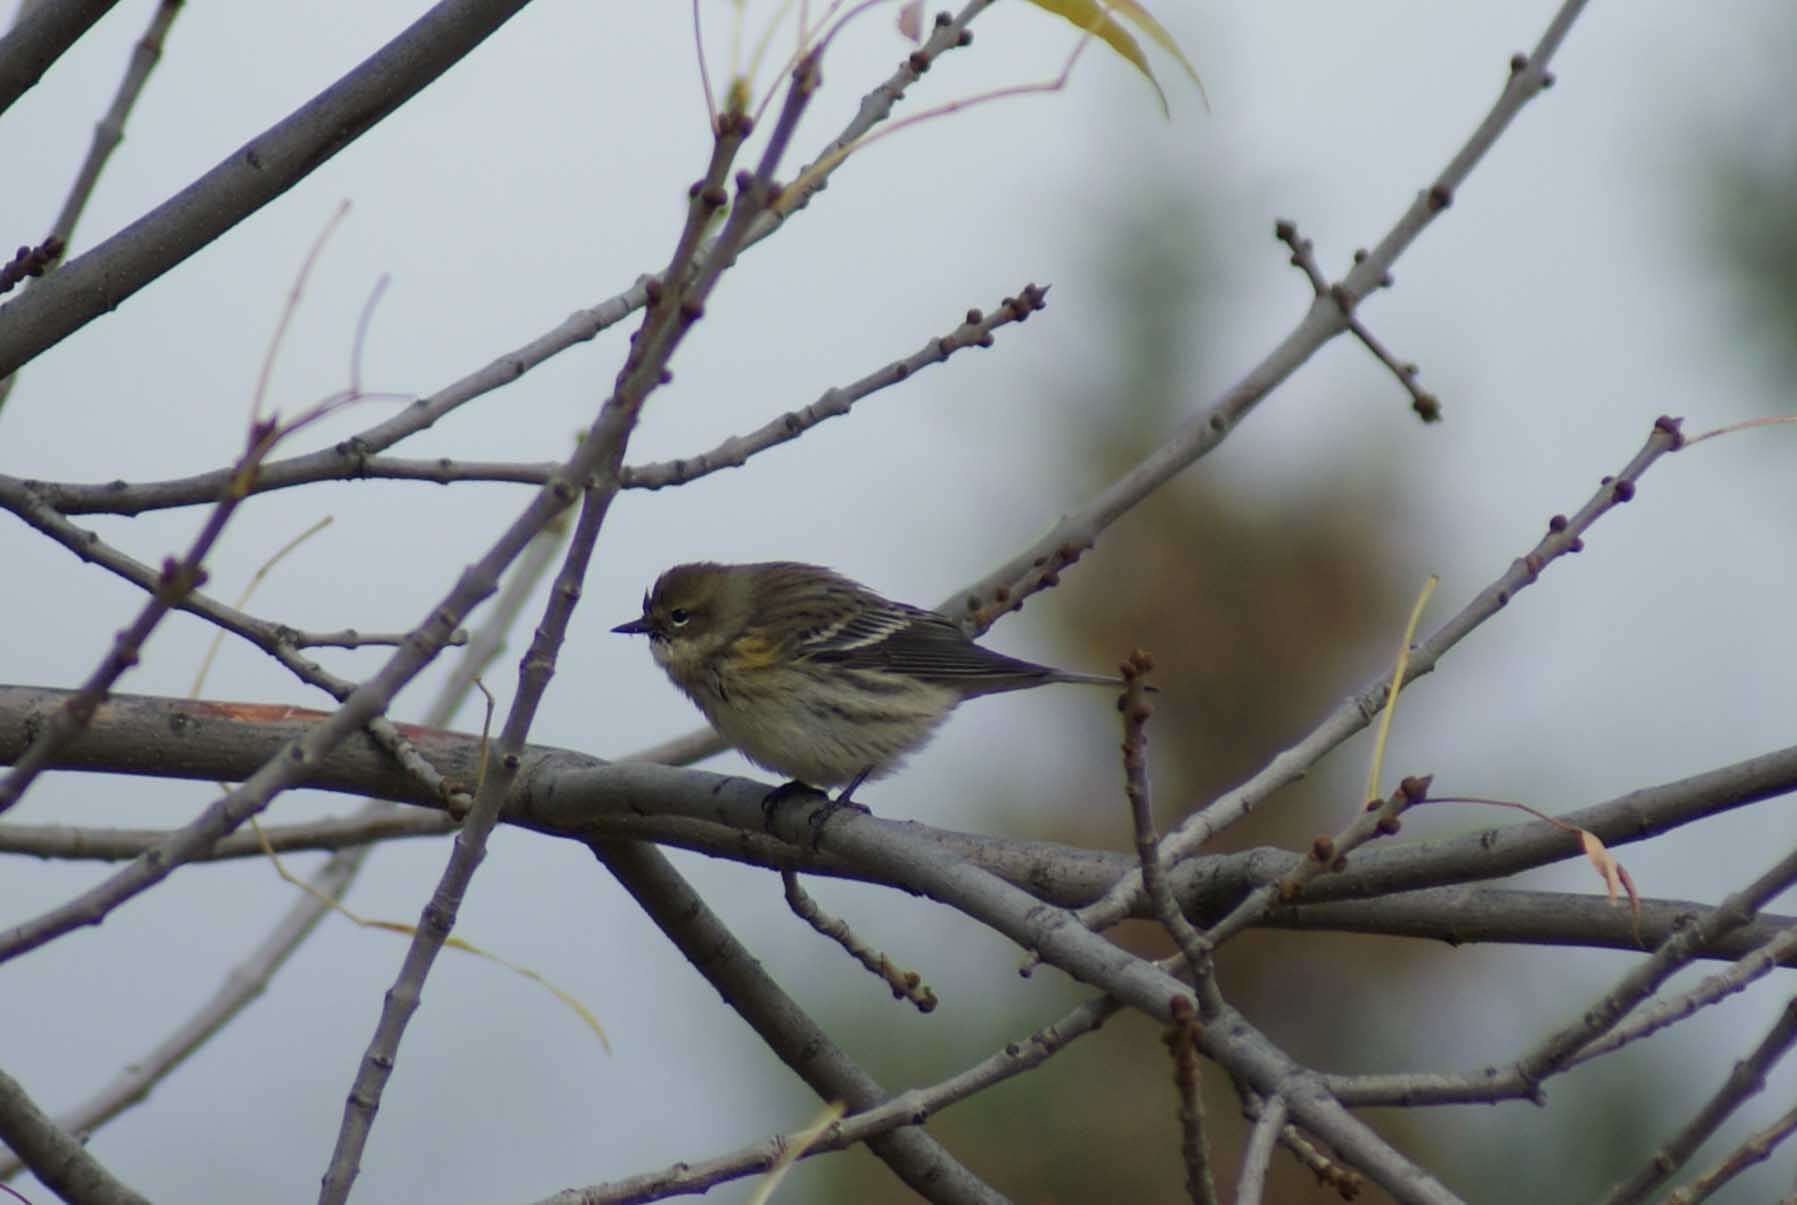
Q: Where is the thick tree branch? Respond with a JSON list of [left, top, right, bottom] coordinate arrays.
[[7, 685, 1797, 970], [595, 838, 1005, 1204], [0, 517, 561, 1185], [0, 1065, 148, 1205], [0, 0, 121, 118], [0, 0, 541, 379], [759, 801, 1460, 1203]]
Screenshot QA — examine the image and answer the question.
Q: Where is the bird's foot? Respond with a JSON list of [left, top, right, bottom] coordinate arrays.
[[761, 770, 873, 848], [761, 779, 827, 833]]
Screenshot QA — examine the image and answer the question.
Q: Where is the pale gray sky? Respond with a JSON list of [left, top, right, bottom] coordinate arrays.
[[2, 2, 1794, 1201]]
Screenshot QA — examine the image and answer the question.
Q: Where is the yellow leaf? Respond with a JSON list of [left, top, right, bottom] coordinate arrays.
[[1026, 0, 1207, 115], [1105, 0, 1208, 100]]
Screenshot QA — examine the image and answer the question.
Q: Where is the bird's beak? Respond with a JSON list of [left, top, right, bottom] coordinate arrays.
[[611, 615, 653, 636]]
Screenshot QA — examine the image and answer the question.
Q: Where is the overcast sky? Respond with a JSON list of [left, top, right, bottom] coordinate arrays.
[[3, 2, 1795, 1201]]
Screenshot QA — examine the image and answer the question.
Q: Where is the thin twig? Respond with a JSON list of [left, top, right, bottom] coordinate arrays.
[[542, 993, 1119, 1203], [1571, 926, 1797, 1067], [782, 870, 938, 1011], [1076, 413, 1682, 935], [1328, 842, 1797, 1107], [1599, 997, 1797, 1205], [1163, 996, 1220, 1205], [621, 0, 1600, 780], [0, 472, 472, 818], [1267, 1117, 1362, 1201], [1665, 1102, 1797, 1205], [252, 203, 351, 424], [1119, 650, 1222, 1017], [1234, 1093, 1286, 1205], [319, 65, 817, 1200], [0, 414, 292, 818], [0, 0, 178, 408], [0, 517, 564, 1184], [30, 282, 1050, 517], [0, 811, 454, 862], [1276, 222, 1440, 421], [1198, 775, 1433, 953]]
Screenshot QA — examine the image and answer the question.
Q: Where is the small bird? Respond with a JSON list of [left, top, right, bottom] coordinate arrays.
[[613, 561, 1130, 802]]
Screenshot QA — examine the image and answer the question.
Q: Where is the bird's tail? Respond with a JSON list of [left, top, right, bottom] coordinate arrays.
[[1049, 670, 1161, 693]]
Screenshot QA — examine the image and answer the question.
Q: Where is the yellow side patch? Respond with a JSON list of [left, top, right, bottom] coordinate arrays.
[[729, 632, 781, 670]]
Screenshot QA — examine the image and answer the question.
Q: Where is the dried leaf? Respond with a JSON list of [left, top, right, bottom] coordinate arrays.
[[1580, 828, 1623, 901], [897, 0, 924, 42]]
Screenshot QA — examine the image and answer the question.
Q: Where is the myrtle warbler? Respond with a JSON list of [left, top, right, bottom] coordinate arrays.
[[612, 561, 1128, 799]]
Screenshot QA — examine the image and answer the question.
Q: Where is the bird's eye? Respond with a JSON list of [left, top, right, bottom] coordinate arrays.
[[669, 608, 691, 627]]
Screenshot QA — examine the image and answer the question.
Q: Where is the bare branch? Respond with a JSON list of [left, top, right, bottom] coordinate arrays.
[[1079, 414, 1684, 933], [54, 1, 182, 251], [613, 0, 1602, 778], [0, 0, 120, 118], [756, 798, 1463, 1202], [782, 869, 939, 1011], [8, 684, 1797, 975], [1199, 775, 1433, 952], [543, 993, 1119, 1204], [321, 63, 824, 1197], [0, 513, 571, 1183], [0, 1064, 148, 1205], [33, 282, 1051, 515], [1276, 221, 1440, 422], [1120, 651, 1223, 1018], [1233, 1093, 1285, 1205], [0, 416, 290, 818], [293, 627, 468, 650], [1163, 997, 1219, 1205], [1570, 926, 1797, 1066], [593, 839, 1006, 1204], [0, 0, 541, 380], [1601, 998, 1797, 1205], [0, 811, 453, 862], [1328, 842, 1797, 1107], [623, 283, 1050, 491], [1666, 1103, 1797, 1205]]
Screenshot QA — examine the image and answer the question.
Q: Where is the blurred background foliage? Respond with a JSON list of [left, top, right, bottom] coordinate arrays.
[[746, 68, 1797, 1185], [764, 181, 1672, 1203], [5, 5, 1797, 1203]]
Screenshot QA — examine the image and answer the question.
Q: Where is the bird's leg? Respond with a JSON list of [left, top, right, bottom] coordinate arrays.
[[804, 766, 873, 844], [833, 766, 875, 810]]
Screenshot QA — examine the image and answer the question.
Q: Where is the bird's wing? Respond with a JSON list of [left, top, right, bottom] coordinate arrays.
[[806, 603, 1055, 690]]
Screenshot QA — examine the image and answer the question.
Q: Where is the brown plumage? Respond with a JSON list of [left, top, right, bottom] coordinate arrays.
[[613, 561, 1126, 789]]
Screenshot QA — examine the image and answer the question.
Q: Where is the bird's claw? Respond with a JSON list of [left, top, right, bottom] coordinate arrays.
[[762, 779, 827, 833], [761, 779, 870, 849]]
